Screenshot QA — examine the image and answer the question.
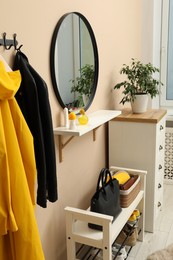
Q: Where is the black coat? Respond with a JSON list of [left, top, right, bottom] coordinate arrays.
[[13, 51, 58, 208]]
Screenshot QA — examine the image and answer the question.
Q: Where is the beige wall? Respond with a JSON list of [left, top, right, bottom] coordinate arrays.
[[0, 1, 143, 259]]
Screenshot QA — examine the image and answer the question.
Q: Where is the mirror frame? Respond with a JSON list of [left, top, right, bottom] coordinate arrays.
[[50, 12, 99, 111]]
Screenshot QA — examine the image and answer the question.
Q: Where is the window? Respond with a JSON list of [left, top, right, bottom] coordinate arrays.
[[160, 0, 173, 106]]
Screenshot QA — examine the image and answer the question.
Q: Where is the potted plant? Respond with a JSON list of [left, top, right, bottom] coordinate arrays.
[[70, 64, 94, 107], [114, 58, 163, 113]]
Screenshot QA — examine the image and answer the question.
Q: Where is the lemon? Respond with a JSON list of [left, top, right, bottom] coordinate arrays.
[[68, 112, 76, 120]]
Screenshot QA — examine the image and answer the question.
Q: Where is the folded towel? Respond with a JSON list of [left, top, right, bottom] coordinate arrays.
[[112, 171, 130, 185]]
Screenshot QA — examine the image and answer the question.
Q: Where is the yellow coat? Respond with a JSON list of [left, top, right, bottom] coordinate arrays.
[[0, 61, 45, 259]]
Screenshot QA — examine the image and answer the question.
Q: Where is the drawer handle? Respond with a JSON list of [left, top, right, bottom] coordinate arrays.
[[159, 164, 163, 170], [158, 202, 161, 207], [158, 183, 162, 188], [160, 125, 164, 131], [159, 145, 163, 151]]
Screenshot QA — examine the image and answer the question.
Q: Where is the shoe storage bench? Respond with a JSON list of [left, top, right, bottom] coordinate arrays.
[[65, 166, 146, 260]]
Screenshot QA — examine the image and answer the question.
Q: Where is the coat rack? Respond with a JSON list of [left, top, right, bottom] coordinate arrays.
[[0, 32, 23, 51]]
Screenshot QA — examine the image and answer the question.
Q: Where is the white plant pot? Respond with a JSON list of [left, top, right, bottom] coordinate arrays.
[[131, 94, 148, 114], [82, 94, 90, 106]]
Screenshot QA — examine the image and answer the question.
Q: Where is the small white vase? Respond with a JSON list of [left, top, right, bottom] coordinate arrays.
[[69, 120, 76, 130], [131, 94, 148, 114], [82, 94, 90, 106]]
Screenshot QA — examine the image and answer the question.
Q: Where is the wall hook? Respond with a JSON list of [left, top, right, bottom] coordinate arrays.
[[13, 33, 23, 51], [3, 32, 13, 50], [0, 32, 23, 51]]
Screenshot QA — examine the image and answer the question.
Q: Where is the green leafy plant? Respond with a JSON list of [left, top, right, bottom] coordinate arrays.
[[114, 58, 163, 104], [70, 64, 94, 96]]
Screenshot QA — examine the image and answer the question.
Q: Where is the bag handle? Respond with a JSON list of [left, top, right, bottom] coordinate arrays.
[[96, 168, 105, 191], [102, 168, 113, 186], [96, 168, 114, 192]]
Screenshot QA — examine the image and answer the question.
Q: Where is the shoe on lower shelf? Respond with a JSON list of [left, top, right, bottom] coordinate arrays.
[[115, 228, 137, 247], [127, 213, 137, 225], [133, 209, 140, 219], [127, 209, 141, 225], [124, 223, 139, 239], [112, 244, 127, 259], [115, 254, 126, 260]]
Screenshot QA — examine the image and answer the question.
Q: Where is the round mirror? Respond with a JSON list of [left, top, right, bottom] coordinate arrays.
[[50, 12, 99, 112]]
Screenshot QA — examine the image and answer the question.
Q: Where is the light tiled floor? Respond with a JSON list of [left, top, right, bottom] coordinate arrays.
[[128, 183, 173, 260]]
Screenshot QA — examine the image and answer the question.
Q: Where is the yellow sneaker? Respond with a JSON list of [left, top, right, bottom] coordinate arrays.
[[133, 209, 140, 219], [128, 213, 137, 223]]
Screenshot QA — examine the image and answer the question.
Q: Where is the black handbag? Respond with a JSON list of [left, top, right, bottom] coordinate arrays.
[[88, 168, 122, 230]]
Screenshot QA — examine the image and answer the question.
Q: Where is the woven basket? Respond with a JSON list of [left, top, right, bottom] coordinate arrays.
[[120, 175, 140, 208]]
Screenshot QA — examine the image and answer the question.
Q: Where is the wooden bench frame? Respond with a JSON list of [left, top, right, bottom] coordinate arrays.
[[65, 166, 147, 260]]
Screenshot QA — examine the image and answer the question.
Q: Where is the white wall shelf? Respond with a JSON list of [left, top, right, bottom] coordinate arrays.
[[54, 110, 121, 162], [54, 110, 121, 136]]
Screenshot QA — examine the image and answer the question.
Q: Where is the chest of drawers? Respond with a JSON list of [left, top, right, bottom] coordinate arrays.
[[109, 109, 167, 232]]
